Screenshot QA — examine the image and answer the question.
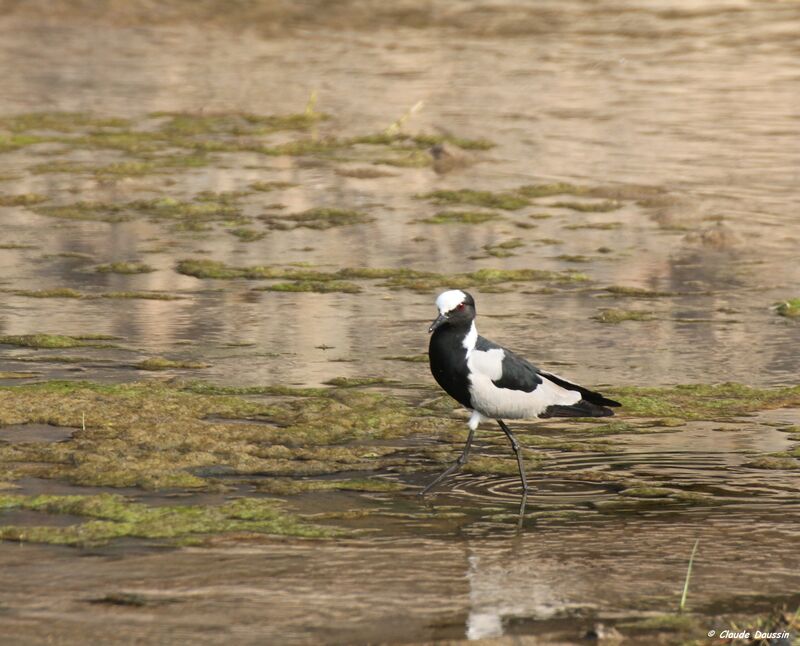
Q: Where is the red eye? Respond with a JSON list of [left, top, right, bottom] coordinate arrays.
[[457, 303, 465, 310]]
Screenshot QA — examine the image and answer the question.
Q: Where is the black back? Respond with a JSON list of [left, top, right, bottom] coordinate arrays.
[[428, 322, 473, 409]]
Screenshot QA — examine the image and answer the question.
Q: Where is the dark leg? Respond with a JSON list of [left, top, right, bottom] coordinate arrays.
[[497, 420, 529, 492], [517, 489, 528, 530], [419, 427, 475, 496]]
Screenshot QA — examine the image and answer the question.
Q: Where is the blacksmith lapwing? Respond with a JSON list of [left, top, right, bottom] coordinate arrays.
[[424, 289, 621, 496]]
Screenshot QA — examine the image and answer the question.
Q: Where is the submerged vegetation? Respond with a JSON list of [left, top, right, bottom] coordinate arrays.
[[593, 308, 655, 324], [0, 379, 455, 493], [267, 207, 372, 230], [0, 334, 119, 349], [420, 210, 500, 224], [3, 288, 181, 300], [483, 238, 524, 257], [176, 258, 588, 292], [0, 378, 795, 524], [94, 261, 155, 274], [604, 285, 675, 298], [0, 193, 47, 207], [610, 382, 800, 420], [775, 298, 800, 318], [136, 357, 209, 371], [0, 110, 492, 184], [0, 493, 336, 546], [254, 280, 362, 293], [419, 189, 529, 210]]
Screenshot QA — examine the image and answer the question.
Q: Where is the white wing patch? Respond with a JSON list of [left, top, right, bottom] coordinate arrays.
[[468, 348, 505, 380], [467, 359, 582, 420]]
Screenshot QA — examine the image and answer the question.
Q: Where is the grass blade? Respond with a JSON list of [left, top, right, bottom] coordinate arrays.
[[679, 538, 700, 612]]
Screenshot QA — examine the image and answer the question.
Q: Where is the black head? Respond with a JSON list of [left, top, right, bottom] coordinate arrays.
[[428, 289, 476, 333]]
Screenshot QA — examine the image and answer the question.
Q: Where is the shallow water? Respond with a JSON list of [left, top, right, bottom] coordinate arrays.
[[0, 1, 799, 643]]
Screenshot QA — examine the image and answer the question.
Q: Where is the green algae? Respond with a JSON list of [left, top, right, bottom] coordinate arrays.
[[271, 207, 372, 230], [382, 355, 428, 363], [0, 493, 336, 546], [176, 259, 588, 291], [10, 288, 83, 298], [8, 355, 92, 364], [419, 189, 529, 210], [7, 288, 180, 301], [0, 133, 46, 152], [336, 167, 395, 179], [0, 379, 455, 490], [0, 111, 130, 133], [131, 196, 243, 224], [604, 285, 675, 298], [593, 308, 655, 324], [255, 280, 361, 294], [421, 210, 500, 224], [44, 252, 94, 260], [483, 238, 524, 257], [152, 110, 326, 136], [516, 183, 586, 198], [0, 193, 47, 207], [33, 195, 245, 227], [250, 180, 296, 192], [353, 131, 492, 152], [94, 261, 155, 274], [463, 457, 524, 476], [33, 201, 129, 223], [564, 221, 622, 230], [775, 298, 800, 318], [228, 227, 266, 242], [0, 334, 119, 349], [177, 259, 255, 279], [374, 150, 432, 168], [404, 132, 494, 151], [101, 291, 182, 301], [324, 377, 398, 387], [555, 254, 590, 263], [254, 478, 405, 495], [195, 190, 250, 204], [610, 383, 800, 420], [91, 154, 210, 177], [553, 200, 621, 212], [746, 456, 799, 470], [136, 357, 209, 371], [177, 381, 327, 398], [0, 243, 37, 249]]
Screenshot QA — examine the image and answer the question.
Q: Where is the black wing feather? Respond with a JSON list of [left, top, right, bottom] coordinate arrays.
[[539, 371, 621, 408], [540, 401, 615, 418]]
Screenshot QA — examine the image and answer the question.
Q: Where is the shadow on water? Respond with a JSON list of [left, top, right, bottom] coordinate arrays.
[[0, 1, 799, 643]]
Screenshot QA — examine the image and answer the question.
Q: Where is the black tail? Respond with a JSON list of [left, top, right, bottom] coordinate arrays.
[[540, 399, 616, 418], [539, 371, 622, 409]]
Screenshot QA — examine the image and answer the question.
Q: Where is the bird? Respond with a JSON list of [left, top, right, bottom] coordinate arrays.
[[423, 289, 621, 496]]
